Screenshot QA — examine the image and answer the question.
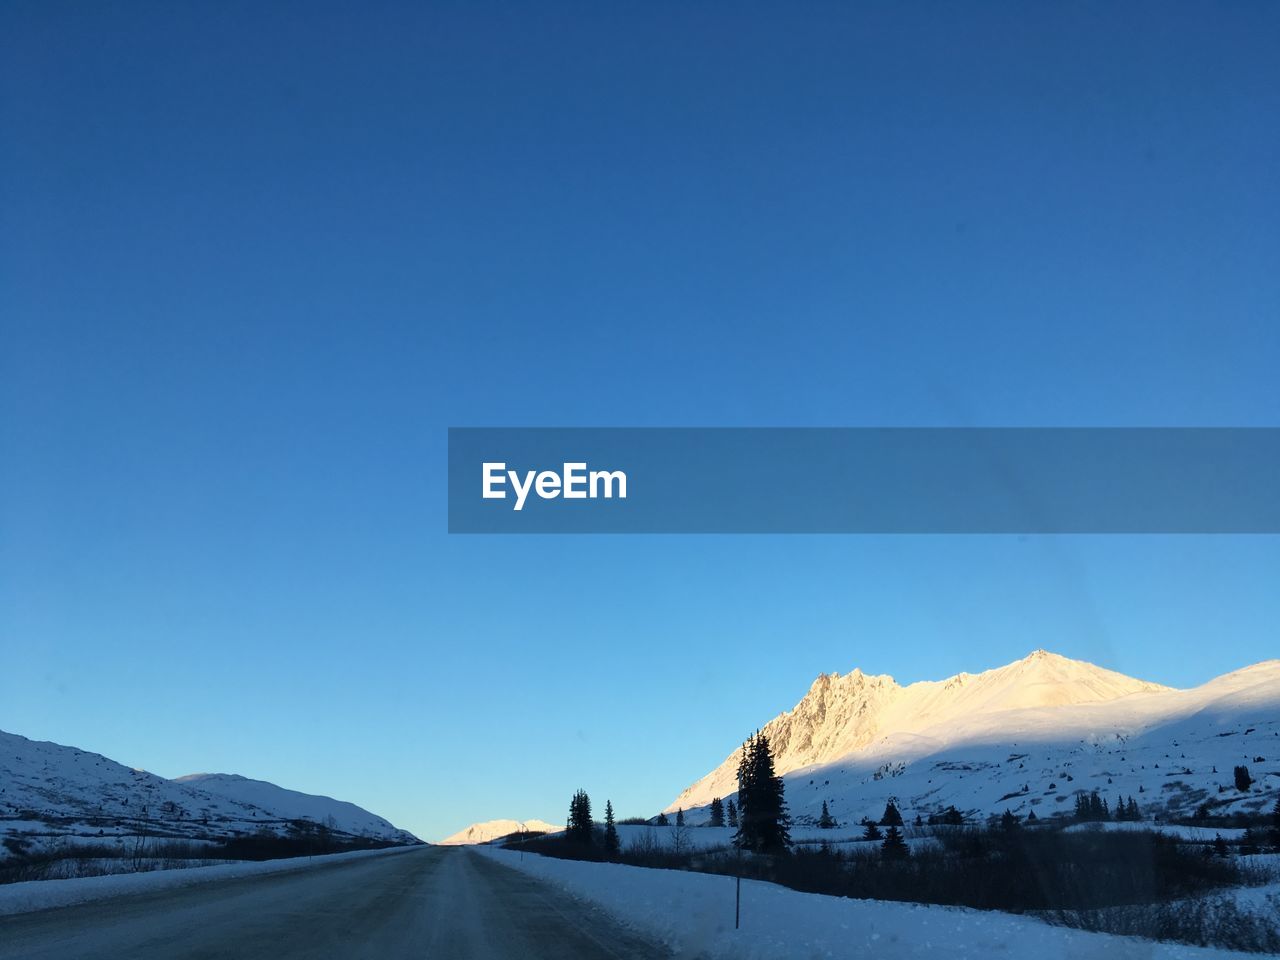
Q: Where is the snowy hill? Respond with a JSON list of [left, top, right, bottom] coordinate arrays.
[[438, 818, 562, 845], [0, 730, 419, 858], [667, 651, 1280, 826]]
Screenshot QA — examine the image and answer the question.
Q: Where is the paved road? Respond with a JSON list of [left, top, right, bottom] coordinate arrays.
[[0, 847, 668, 959]]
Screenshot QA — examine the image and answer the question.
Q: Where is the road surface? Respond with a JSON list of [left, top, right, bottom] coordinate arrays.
[[0, 847, 668, 959]]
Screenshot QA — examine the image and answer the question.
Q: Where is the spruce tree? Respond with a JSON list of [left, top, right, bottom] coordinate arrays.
[[1234, 765, 1253, 791], [727, 798, 738, 828], [942, 805, 964, 826], [709, 797, 725, 828], [567, 789, 593, 846], [676, 807, 685, 827], [881, 824, 908, 859], [881, 801, 903, 827], [818, 800, 836, 829], [655, 811, 669, 826], [862, 820, 882, 841], [1000, 809, 1019, 831], [733, 732, 791, 853], [604, 799, 620, 858]]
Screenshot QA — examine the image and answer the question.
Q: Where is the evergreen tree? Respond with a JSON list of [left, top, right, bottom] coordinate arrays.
[[1000, 809, 1019, 831], [1234, 765, 1253, 791], [733, 732, 792, 853], [567, 789, 593, 846], [1026, 809, 1038, 823], [862, 820, 882, 841], [880, 801, 903, 827], [708, 797, 725, 828], [655, 811, 669, 827], [1213, 832, 1229, 858], [1270, 796, 1280, 851], [604, 800, 620, 858], [941, 805, 964, 826], [727, 798, 738, 828], [881, 824, 908, 859], [676, 807, 685, 827], [818, 800, 836, 829]]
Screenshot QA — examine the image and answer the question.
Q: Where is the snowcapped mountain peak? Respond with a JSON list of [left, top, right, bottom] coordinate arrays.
[[0, 729, 420, 854], [666, 650, 1184, 814], [439, 819, 563, 845]]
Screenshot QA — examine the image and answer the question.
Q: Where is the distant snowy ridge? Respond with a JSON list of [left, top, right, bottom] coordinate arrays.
[[0, 729, 420, 858], [668, 651, 1280, 826], [438, 818, 562, 845]]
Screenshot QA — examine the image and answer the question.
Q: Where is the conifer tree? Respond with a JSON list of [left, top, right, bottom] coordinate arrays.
[[733, 732, 791, 853], [1234, 765, 1253, 791], [655, 811, 669, 826], [881, 824, 908, 859], [1000, 809, 1019, 831], [881, 801, 903, 827], [727, 798, 738, 828], [1026, 809, 1038, 823], [862, 820, 882, 841], [676, 807, 685, 827], [604, 800, 620, 858], [818, 800, 836, 829], [709, 797, 725, 827], [941, 805, 964, 826], [567, 789, 593, 846]]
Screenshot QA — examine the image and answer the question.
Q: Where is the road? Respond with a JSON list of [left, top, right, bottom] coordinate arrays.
[[0, 847, 669, 959]]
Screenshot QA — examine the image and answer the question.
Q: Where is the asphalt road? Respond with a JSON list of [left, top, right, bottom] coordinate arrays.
[[0, 847, 669, 959]]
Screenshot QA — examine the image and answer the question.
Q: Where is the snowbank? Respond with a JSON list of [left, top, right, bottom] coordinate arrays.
[[476, 847, 1247, 959], [0, 844, 420, 917]]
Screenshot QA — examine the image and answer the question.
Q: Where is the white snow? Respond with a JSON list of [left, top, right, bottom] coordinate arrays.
[[0, 845, 418, 917], [0, 729, 418, 857], [667, 651, 1280, 828], [476, 848, 1246, 959], [438, 818, 563, 845]]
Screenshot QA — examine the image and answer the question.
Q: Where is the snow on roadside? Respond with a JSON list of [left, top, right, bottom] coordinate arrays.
[[475, 847, 1247, 959], [0, 845, 421, 917]]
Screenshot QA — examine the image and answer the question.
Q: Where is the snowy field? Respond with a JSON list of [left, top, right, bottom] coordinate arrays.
[[476, 847, 1256, 959], [0, 844, 419, 916], [613, 823, 942, 854]]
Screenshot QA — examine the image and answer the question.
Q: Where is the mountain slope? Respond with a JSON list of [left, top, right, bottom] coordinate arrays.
[[667, 651, 1280, 826], [0, 730, 419, 857], [438, 818, 562, 845]]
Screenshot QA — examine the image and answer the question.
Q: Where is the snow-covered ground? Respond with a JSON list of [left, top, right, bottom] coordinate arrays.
[[477, 847, 1250, 959], [0, 728, 418, 858], [611, 823, 942, 855], [0, 844, 419, 917], [1062, 821, 1249, 842], [438, 818, 562, 845], [668, 651, 1280, 829]]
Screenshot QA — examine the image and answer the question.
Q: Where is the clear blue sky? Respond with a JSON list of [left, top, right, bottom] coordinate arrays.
[[2, 2, 1277, 842]]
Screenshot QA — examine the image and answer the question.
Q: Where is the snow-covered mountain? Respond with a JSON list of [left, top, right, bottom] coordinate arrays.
[[438, 818, 562, 845], [0, 730, 419, 857], [667, 650, 1280, 826]]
